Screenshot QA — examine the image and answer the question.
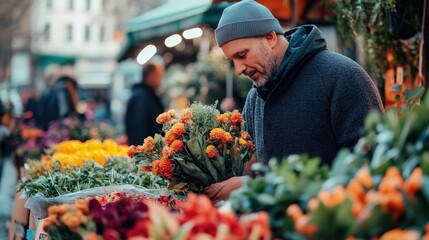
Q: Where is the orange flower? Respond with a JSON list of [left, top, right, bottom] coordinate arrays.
[[127, 145, 138, 158], [404, 167, 422, 200], [61, 212, 81, 229], [318, 185, 347, 208], [142, 137, 156, 152], [229, 112, 242, 126], [152, 160, 161, 176], [209, 128, 226, 142], [156, 110, 176, 124], [86, 232, 98, 240], [346, 179, 366, 203], [159, 156, 174, 179], [355, 166, 373, 189], [225, 132, 234, 143], [164, 131, 176, 145], [171, 122, 186, 136], [241, 211, 271, 240], [382, 191, 404, 221], [162, 146, 174, 157], [286, 204, 303, 222], [240, 131, 251, 140], [216, 113, 229, 123], [164, 123, 185, 145], [180, 108, 193, 124], [307, 198, 319, 211], [294, 215, 318, 238], [206, 145, 219, 158], [170, 140, 184, 152], [379, 167, 404, 194], [380, 229, 420, 240]]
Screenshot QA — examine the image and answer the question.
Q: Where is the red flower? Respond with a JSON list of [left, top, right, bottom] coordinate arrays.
[[247, 141, 255, 151], [229, 112, 242, 126], [141, 166, 151, 172]]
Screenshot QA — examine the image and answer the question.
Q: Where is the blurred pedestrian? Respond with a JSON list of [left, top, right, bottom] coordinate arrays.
[[38, 75, 79, 130], [37, 65, 61, 129], [125, 62, 165, 146], [0, 101, 15, 185]]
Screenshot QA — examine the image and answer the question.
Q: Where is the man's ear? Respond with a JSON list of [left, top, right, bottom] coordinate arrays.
[[265, 31, 278, 48]]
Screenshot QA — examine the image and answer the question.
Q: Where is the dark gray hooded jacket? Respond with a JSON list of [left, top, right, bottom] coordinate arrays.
[[243, 25, 384, 166]]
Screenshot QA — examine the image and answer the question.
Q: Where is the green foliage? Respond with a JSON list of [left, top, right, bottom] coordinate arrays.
[[19, 157, 167, 197], [332, 0, 421, 83], [188, 101, 219, 135], [229, 91, 429, 239], [229, 155, 330, 239]]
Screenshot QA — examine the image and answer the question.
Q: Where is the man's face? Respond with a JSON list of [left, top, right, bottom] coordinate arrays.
[[221, 37, 277, 87], [148, 66, 164, 90]]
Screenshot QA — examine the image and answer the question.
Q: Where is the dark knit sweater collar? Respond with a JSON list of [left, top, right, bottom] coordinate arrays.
[[256, 25, 327, 101]]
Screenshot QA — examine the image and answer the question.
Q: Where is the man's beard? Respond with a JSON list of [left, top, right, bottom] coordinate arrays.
[[252, 41, 277, 88]]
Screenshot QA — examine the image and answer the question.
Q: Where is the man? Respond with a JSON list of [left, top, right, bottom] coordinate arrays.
[[125, 63, 165, 146], [204, 0, 384, 202]]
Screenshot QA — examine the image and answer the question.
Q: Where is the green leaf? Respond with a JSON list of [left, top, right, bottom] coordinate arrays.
[[421, 152, 429, 175], [256, 193, 277, 206], [370, 144, 388, 169], [321, 175, 349, 191], [402, 156, 420, 178], [390, 84, 402, 92], [404, 87, 425, 102], [421, 177, 429, 201], [331, 149, 352, 175]]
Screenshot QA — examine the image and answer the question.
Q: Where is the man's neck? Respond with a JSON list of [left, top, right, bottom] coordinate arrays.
[[275, 35, 289, 69]]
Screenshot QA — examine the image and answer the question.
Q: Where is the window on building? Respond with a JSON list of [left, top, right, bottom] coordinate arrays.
[[86, 0, 91, 11], [68, 0, 74, 10], [99, 25, 105, 42], [66, 24, 73, 42], [46, 0, 52, 9], [44, 23, 50, 41], [84, 25, 90, 42]]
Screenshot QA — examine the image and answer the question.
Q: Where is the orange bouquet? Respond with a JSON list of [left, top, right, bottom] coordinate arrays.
[[128, 102, 255, 192]]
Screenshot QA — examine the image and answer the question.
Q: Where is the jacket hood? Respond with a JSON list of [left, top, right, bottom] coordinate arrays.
[[257, 25, 327, 100]]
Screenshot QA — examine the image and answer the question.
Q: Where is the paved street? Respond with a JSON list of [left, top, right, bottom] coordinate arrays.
[[0, 157, 18, 239]]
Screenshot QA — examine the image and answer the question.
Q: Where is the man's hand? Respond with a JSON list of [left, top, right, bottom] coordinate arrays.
[[202, 176, 243, 203]]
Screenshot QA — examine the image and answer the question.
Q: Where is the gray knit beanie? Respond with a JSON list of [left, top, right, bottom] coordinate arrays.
[[215, 0, 283, 47]]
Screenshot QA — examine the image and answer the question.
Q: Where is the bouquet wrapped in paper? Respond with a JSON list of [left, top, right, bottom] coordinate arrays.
[[128, 102, 255, 192]]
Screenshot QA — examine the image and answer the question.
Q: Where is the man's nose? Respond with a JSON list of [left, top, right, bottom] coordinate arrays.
[[233, 61, 246, 75]]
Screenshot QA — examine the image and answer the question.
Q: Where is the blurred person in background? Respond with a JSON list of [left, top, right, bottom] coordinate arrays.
[[37, 65, 61, 128], [0, 101, 15, 186], [125, 62, 165, 146], [21, 88, 39, 123], [38, 75, 79, 131]]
